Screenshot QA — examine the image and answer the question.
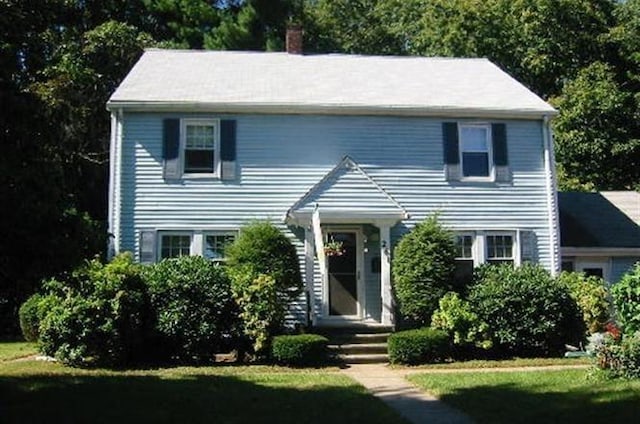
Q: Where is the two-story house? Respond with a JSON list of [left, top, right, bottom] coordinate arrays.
[[107, 41, 559, 328]]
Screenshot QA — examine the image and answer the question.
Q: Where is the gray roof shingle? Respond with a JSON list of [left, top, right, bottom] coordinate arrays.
[[108, 50, 556, 117]]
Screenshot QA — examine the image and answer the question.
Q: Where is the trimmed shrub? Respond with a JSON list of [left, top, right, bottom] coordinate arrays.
[[19, 293, 56, 342], [38, 253, 148, 367], [226, 221, 303, 302], [611, 262, 640, 335], [227, 221, 303, 353], [558, 271, 611, 334], [271, 334, 328, 366], [388, 328, 449, 365], [431, 292, 492, 350], [392, 216, 457, 327], [469, 263, 584, 356], [145, 255, 239, 363]]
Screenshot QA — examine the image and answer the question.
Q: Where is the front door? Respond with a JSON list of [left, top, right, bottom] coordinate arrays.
[[326, 230, 361, 317]]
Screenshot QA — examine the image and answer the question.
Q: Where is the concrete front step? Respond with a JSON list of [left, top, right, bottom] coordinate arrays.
[[338, 353, 389, 364], [329, 342, 388, 355], [328, 333, 391, 344]]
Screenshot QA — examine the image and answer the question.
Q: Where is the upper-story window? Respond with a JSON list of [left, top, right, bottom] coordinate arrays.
[[486, 234, 514, 265], [182, 119, 219, 175], [459, 124, 491, 178]]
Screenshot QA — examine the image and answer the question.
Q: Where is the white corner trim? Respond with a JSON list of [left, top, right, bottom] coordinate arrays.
[[543, 115, 560, 275]]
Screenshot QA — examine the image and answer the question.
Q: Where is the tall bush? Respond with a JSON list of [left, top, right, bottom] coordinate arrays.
[[144, 255, 239, 363], [611, 262, 640, 335], [469, 263, 583, 356], [558, 271, 611, 334], [392, 216, 456, 326], [226, 221, 302, 302], [38, 253, 148, 367], [226, 221, 303, 353]]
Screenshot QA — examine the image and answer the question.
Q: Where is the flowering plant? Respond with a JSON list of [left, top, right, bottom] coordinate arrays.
[[324, 240, 345, 257]]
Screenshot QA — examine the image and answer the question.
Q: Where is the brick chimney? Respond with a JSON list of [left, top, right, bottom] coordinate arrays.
[[286, 25, 303, 54]]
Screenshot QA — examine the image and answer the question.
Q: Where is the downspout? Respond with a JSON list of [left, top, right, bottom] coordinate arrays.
[[107, 108, 124, 260], [542, 115, 560, 275], [107, 111, 117, 260]]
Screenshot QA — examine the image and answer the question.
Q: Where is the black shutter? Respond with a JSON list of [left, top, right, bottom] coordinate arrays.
[[220, 120, 236, 180], [220, 120, 236, 161], [163, 119, 180, 179], [442, 122, 460, 164], [163, 119, 180, 159], [492, 123, 508, 166], [139, 231, 157, 264]]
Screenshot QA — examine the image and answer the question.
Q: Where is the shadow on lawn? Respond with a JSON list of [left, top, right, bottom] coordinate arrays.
[[437, 382, 640, 424], [0, 373, 406, 424]]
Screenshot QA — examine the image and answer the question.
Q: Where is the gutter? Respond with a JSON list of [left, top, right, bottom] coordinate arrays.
[[542, 115, 561, 275], [106, 101, 557, 120]]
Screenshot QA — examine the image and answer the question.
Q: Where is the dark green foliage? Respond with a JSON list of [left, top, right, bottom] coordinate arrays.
[[469, 264, 584, 356], [388, 328, 449, 365], [611, 262, 640, 335], [18, 293, 56, 343], [226, 221, 302, 302], [144, 255, 240, 363], [392, 216, 457, 327], [38, 253, 148, 367], [271, 334, 329, 366]]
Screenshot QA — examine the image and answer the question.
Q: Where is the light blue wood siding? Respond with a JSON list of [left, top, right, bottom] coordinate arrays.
[[116, 113, 553, 323], [611, 257, 640, 284]]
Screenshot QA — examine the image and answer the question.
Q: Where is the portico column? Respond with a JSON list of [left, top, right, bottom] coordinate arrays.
[[304, 226, 317, 326], [379, 224, 394, 326]]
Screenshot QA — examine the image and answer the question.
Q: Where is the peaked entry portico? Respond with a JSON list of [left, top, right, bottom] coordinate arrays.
[[285, 156, 409, 327]]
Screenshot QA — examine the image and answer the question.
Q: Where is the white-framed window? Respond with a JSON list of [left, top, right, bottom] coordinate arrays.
[[182, 119, 220, 176], [203, 231, 237, 261], [486, 234, 515, 265], [459, 124, 492, 179], [454, 234, 475, 286], [159, 232, 192, 259]]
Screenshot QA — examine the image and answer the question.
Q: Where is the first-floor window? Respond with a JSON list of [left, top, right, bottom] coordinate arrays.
[[486, 234, 514, 265], [204, 232, 236, 261], [454, 234, 475, 287], [160, 233, 192, 259]]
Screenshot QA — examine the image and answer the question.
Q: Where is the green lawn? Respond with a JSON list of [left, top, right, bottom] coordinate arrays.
[[0, 342, 37, 361], [409, 369, 640, 423], [0, 360, 408, 424]]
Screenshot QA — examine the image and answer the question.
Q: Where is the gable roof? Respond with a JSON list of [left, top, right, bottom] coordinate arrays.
[[108, 50, 556, 118], [558, 191, 640, 248], [286, 156, 408, 223]]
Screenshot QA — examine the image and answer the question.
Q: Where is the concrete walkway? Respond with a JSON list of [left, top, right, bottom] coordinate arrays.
[[341, 364, 474, 424]]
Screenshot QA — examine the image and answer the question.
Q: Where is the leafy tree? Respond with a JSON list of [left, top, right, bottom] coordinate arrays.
[[392, 216, 457, 327], [551, 62, 640, 190]]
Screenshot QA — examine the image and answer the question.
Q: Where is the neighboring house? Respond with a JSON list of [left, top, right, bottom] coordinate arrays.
[[559, 191, 640, 283], [107, 38, 559, 327]]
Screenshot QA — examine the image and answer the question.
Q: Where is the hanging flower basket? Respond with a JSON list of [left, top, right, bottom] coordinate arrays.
[[324, 240, 345, 257]]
